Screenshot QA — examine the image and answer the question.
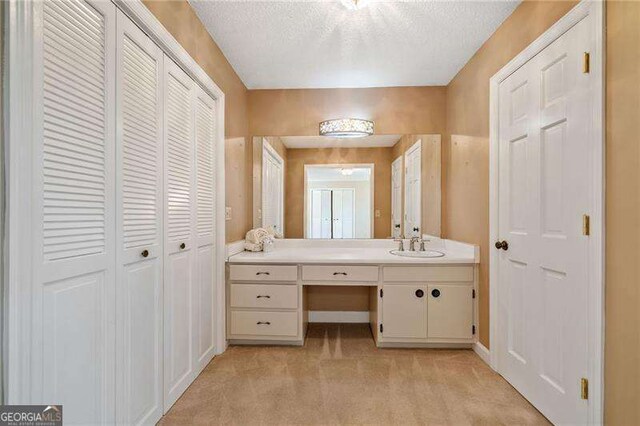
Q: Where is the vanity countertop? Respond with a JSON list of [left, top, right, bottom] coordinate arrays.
[[227, 238, 479, 265]]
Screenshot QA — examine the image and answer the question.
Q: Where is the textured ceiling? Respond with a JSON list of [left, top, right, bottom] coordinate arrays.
[[281, 134, 401, 148], [189, 0, 520, 89]]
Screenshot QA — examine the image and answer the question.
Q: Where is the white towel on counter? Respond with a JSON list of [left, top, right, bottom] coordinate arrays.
[[244, 226, 281, 252]]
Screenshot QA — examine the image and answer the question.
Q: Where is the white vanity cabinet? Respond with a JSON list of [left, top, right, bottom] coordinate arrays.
[[378, 265, 476, 346], [226, 257, 478, 348]]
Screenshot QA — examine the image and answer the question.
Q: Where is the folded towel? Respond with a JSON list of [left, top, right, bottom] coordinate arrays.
[[244, 227, 271, 252]]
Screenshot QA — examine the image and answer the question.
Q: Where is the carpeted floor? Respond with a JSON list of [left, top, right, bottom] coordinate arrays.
[[160, 323, 549, 425]]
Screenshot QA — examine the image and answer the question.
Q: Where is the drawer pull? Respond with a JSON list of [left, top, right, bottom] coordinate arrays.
[[256, 272, 270, 276], [256, 295, 271, 299], [332, 272, 348, 276], [256, 321, 271, 325]]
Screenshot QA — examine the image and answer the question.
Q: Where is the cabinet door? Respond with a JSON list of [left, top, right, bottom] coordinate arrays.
[[382, 284, 427, 339], [427, 285, 473, 339], [194, 85, 216, 372], [33, 1, 116, 424], [163, 57, 196, 410], [115, 10, 163, 425]]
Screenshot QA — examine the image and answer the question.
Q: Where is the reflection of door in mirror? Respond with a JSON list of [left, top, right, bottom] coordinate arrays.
[[391, 156, 403, 238], [262, 140, 284, 234], [404, 140, 421, 237], [310, 189, 355, 239]]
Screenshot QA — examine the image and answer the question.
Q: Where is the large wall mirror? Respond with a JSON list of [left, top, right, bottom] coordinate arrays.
[[253, 135, 441, 239]]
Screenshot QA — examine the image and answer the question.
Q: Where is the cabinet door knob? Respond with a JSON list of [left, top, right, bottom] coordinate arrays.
[[415, 289, 424, 298], [141, 249, 149, 258], [431, 289, 441, 298], [180, 242, 186, 250], [495, 240, 509, 250]]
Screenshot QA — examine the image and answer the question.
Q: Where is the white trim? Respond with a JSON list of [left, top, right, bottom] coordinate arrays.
[[5, 0, 227, 403], [488, 1, 604, 423], [404, 140, 421, 237], [391, 155, 403, 237], [473, 342, 491, 367], [308, 311, 370, 323], [226, 240, 245, 259]]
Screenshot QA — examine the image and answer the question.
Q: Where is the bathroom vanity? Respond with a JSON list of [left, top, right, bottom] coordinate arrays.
[[226, 238, 479, 347]]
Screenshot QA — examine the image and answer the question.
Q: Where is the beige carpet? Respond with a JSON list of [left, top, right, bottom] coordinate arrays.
[[160, 323, 549, 425]]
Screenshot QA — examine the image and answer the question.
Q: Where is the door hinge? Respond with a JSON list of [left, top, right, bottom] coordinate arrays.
[[472, 325, 476, 335], [583, 52, 590, 73], [583, 214, 590, 236], [379, 323, 383, 333], [380, 289, 383, 298], [581, 378, 589, 400], [472, 289, 476, 299]]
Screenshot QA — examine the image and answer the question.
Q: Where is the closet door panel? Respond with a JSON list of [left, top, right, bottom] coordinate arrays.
[[194, 86, 216, 370], [163, 57, 196, 410], [115, 10, 163, 426], [34, 0, 116, 424]]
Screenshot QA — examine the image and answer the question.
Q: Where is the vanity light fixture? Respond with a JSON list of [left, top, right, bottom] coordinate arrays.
[[319, 118, 374, 138]]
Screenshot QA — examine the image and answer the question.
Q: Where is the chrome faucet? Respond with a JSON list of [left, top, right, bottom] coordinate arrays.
[[409, 237, 420, 251], [394, 238, 405, 251]]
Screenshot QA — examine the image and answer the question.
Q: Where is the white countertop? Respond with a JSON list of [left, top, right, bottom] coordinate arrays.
[[228, 238, 479, 265]]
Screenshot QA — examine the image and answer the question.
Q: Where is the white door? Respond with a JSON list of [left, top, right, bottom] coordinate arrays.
[[497, 17, 591, 425], [33, 1, 116, 423], [310, 189, 332, 238], [163, 57, 196, 410], [391, 156, 403, 237], [404, 141, 421, 237], [332, 189, 355, 239], [194, 85, 217, 372], [262, 141, 284, 234], [115, 10, 163, 425]]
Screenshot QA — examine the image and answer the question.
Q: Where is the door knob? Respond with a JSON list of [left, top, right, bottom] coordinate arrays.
[[141, 249, 149, 258], [180, 242, 186, 250], [495, 240, 509, 250]]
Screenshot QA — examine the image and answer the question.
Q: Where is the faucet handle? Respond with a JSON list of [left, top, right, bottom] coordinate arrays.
[[393, 238, 404, 251]]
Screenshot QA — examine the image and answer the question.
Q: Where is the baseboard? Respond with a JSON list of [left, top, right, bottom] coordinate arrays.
[[308, 311, 370, 323], [473, 342, 491, 366]]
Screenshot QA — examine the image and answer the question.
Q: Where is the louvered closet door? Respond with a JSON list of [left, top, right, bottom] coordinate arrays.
[[115, 10, 163, 426], [163, 57, 197, 410], [194, 85, 216, 372], [33, 1, 116, 423]]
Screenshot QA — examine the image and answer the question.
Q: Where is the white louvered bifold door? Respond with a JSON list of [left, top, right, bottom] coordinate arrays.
[[32, 0, 116, 423], [163, 57, 197, 411], [194, 85, 217, 372], [115, 10, 164, 426]]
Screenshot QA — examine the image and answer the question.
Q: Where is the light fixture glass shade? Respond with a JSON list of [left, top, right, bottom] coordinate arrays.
[[319, 118, 374, 138]]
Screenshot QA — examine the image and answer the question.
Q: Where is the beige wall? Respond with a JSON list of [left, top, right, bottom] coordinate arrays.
[[604, 1, 640, 423], [285, 148, 393, 239], [391, 134, 442, 237], [143, 0, 252, 242], [248, 87, 447, 136], [445, 0, 640, 422]]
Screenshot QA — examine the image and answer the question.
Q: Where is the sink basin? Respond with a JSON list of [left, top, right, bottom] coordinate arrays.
[[390, 249, 445, 258]]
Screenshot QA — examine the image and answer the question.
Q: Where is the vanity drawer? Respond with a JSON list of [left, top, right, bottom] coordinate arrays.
[[230, 311, 298, 337], [383, 266, 474, 282], [230, 284, 298, 309], [302, 265, 378, 282], [229, 265, 297, 282]]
